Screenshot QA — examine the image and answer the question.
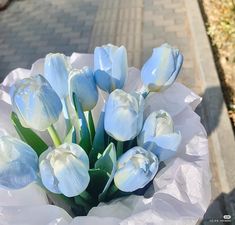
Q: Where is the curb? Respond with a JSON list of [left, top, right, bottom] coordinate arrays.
[[184, 0, 235, 193]]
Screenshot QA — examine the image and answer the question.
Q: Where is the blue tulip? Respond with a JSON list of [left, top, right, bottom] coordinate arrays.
[[39, 143, 90, 197], [94, 44, 128, 93], [0, 136, 38, 189], [141, 43, 183, 92], [69, 67, 98, 111], [114, 146, 159, 192], [44, 53, 71, 98], [10, 74, 62, 131], [104, 89, 144, 141], [138, 110, 181, 161]]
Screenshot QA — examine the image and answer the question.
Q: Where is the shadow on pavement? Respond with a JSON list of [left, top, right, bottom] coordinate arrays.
[[200, 188, 235, 225], [196, 86, 224, 137]]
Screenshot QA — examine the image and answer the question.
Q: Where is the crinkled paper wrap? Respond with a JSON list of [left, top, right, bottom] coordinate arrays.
[[0, 53, 211, 225]]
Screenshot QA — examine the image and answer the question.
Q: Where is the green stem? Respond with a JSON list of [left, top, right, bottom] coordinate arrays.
[[107, 184, 119, 198], [74, 195, 92, 214], [127, 138, 135, 150], [117, 141, 124, 158], [47, 125, 62, 147], [80, 190, 95, 205]]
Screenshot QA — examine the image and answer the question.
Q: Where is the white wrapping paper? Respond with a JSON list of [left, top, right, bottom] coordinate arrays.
[[0, 53, 211, 225]]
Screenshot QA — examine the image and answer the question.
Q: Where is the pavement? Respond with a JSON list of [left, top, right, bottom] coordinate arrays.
[[0, 0, 235, 223]]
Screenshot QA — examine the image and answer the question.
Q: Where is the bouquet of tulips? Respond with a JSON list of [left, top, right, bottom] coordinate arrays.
[[0, 44, 211, 224]]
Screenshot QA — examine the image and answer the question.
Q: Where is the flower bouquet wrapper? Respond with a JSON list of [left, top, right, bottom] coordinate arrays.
[[0, 53, 211, 225]]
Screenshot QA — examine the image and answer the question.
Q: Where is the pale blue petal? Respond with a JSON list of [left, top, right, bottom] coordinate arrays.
[[114, 164, 148, 192], [59, 143, 89, 170], [138, 110, 181, 162], [144, 132, 182, 161], [39, 158, 60, 194], [39, 149, 60, 194], [94, 47, 112, 72], [44, 53, 70, 98], [11, 74, 62, 131], [104, 89, 144, 141], [39, 143, 90, 197], [111, 46, 128, 89], [138, 110, 173, 146], [0, 136, 38, 189], [141, 43, 183, 92], [94, 70, 113, 92], [94, 44, 128, 93], [69, 67, 98, 111], [164, 53, 183, 88], [114, 147, 159, 192], [54, 154, 90, 197]]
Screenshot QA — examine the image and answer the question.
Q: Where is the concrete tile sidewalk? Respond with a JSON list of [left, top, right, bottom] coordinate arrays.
[[0, 0, 235, 222]]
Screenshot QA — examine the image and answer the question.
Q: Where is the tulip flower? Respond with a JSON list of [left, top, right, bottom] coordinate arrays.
[[104, 89, 144, 141], [44, 53, 71, 99], [39, 143, 90, 197], [94, 44, 128, 93], [69, 67, 98, 111], [10, 75, 62, 132], [114, 146, 159, 192], [138, 110, 181, 161], [0, 136, 38, 189], [141, 43, 183, 92]]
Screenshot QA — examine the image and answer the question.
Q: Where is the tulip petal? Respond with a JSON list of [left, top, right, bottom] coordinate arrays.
[[104, 89, 144, 141], [141, 43, 183, 92], [138, 110, 173, 147], [144, 132, 182, 161], [54, 154, 90, 197], [94, 44, 128, 92], [39, 150, 60, 194], [94, 47, 112, 72], [69, 67, 98, 111], [164, 54, 183, 89], [11, 75, 62, 131], [112, 46, 128, 89], [39, 143, 90, 197], [0, 136, 38, 189], [44, 53, 71, 98], [114, 147, 159, 192]]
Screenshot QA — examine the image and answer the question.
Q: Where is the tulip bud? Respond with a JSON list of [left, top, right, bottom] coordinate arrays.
[[10, 74, 62, 131], [114, 146, 159, 192], [104, 89, 144, 141], [0, 136, 38, 189], [138, 110, 181, 161], [69, 67, 98, 111], [39, 143, 90, 197], [44, 53, 71, 98], [94, 44, 128, 93], [141, 43, 183, 92]]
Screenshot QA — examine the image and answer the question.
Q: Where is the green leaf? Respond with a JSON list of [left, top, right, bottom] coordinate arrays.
[[95, 143, 116, 175], [86, 168, 109, 199], [89, 110, 107, 166], [64, 126, 76, 144], [72, 93, 91, 154], [11, 112, 48, 156], [95, 143, 117, 202], [88, 110, 95, 142]]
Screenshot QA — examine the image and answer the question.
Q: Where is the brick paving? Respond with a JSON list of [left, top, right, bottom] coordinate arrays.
[[0, 0, 234, 221], [0, 0, 199, 93]]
